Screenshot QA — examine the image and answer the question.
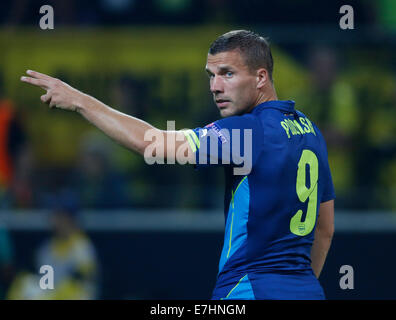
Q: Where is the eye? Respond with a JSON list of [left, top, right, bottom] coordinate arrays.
[[225, 71, 233, 77]]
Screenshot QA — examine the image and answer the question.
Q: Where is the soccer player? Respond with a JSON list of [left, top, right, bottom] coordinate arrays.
[[21, 30, 335, 300]]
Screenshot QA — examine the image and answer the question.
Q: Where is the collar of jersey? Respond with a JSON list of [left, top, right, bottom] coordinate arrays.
[[251, 100, 295, 113]]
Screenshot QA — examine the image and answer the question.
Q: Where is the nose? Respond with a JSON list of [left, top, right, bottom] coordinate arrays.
[[210, 75, 224, 94]]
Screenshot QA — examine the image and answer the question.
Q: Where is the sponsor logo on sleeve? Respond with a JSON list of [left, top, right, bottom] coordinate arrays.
[[205, 122, 228, 144]]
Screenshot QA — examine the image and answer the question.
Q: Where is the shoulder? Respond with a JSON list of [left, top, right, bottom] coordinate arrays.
[[295, 110, 329, 154], [210, 113, 262, 132], [295, 110, 323, 136]]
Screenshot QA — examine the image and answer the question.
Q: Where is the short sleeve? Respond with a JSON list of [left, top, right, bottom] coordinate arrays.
[[321, 156, 336, 203], [183, 114, 263, 175]]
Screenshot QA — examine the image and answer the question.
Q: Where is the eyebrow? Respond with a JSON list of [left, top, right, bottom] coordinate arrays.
[[218, 65, 234, 73], [205, 65, 234, 75], [205, 67, 214, 76]]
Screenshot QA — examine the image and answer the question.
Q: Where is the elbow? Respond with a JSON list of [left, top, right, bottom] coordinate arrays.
[[124, 138, 147, 156], [135, 141, 149, 156], [127, 127, 161, 157], [137, 128, 165, 159]]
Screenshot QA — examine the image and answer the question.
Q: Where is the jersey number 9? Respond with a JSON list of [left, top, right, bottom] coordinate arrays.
[[290, 149, 319, 236]]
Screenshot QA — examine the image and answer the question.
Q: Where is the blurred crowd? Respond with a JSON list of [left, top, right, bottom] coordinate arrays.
[[0, 191, 99, 300], [1, 43, 395, 212], [0, 0, 394, 212], [0, 91, 129, 210]]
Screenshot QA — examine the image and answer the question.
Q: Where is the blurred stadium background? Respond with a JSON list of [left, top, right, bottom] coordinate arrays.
[[0, 0, 395, 299]]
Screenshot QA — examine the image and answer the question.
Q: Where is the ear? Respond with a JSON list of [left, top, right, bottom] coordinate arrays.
[[256, 68, 268, 89]]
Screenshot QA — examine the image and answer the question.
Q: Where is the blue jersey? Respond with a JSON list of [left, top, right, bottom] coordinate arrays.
[[184, 100, 335, 300]]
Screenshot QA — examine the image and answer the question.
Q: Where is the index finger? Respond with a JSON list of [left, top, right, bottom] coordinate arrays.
[[20, 76, 50, 90], [26, 69, 53, 81]]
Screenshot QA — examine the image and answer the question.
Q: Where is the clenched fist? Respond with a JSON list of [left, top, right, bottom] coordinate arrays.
[[21, 70, 84, 112]]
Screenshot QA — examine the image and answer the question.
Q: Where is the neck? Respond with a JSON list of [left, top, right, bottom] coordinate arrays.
[[249, 86, 278, 112]]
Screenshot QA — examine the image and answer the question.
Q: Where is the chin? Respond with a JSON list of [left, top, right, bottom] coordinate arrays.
[[219, 108, 236, 118]]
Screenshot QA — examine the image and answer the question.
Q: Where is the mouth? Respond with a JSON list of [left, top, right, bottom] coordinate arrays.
[[215, 99, 230, 108]]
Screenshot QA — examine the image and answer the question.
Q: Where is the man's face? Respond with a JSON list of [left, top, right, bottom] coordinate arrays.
[[206, 50, 258, 117]]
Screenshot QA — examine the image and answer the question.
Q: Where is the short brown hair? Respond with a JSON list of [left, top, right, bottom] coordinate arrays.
[[209, 30, 274, 82]]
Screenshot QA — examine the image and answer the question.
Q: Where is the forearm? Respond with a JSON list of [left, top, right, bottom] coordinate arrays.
[[20, 70, 190, 161], [75, 93, 156, 155], [310, 231, 333, 278]]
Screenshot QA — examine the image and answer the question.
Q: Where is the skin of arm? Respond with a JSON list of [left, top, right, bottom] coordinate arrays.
[[310, 199, 334, 278], [20, 70, 195, 163]]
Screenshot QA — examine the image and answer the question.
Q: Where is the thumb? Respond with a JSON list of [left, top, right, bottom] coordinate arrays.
[[41, 92, 51, 104]]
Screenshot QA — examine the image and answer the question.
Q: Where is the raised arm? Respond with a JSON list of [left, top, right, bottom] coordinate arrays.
[[21, 70, 195, 163], [310, 199, 334, 278]]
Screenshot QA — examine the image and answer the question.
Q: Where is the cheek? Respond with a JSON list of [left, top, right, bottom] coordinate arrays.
[[234, 83, 254, 103]]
